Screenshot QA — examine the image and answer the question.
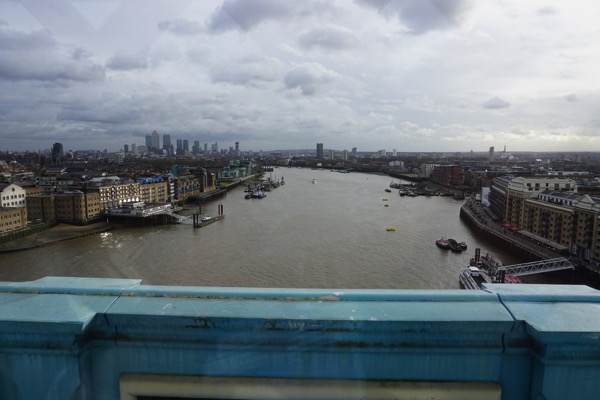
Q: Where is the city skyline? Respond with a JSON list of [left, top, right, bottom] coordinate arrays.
[[1, 1, 599, 153]]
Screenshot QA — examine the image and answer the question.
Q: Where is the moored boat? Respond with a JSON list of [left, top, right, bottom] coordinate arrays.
[[435, 237, 450, 249], [251, 190, 267, 199], [503, 275, 523, 284], [447, 238, 462, 252]]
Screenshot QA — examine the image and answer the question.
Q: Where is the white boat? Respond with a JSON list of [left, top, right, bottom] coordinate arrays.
[[459, 266, 492, 290]]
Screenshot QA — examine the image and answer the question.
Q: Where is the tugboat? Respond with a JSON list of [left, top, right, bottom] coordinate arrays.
[[435, 237, 450, 249]]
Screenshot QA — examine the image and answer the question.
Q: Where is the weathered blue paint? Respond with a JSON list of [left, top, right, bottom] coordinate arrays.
[[0, 277, 598, 399]]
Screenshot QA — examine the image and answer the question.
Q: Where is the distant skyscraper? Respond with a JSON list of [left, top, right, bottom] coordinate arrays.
[[489, 146, 495, 162], [316, 143, 323, 159], [183, 140, 189, 151], [145, 135, 152, 149], [204, 143, 208, 153], [176, 139, 183, 150], [132, 143, 137, 154], [124, 144, 129, 154], [328, 149, 334, 159], [51, 142, 63, 166], [341, 149, 348, 160], [351, 147, 357, 157], [151, 130, 159, 150], [235, 141, 240, 156], [163, 134, 171, 149], [193, 141, 200, 155]]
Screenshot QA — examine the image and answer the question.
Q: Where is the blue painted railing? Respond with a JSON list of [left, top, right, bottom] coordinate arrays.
[[0, 277, 599, 399]]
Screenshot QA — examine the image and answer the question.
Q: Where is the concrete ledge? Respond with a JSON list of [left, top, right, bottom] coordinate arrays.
[[0, 277, 599, 399]]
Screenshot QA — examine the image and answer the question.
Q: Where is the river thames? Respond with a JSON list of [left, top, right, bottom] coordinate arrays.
[[0, 168, 529, 289]]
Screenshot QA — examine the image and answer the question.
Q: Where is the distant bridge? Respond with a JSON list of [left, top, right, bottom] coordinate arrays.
[[497, 258, 574, 277]]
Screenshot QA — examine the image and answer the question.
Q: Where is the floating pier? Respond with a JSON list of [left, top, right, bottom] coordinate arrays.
[[193, 204, 225, 228]]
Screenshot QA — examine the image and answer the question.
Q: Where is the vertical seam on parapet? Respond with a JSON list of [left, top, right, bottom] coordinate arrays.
[[102, 290, 123, 346], [494, 292, 517, 354]]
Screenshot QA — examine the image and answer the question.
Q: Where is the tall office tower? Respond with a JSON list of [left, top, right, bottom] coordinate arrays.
[[183, 140, 189, 152], [193, 141, 200, 154], [132, 143, 137, 154], [163, 134, 171, 150], [489, 146, 495, 162], [316, 143, 324, 159], [145, 135, 152, 149], [351, 147, 357, 157], [341, 150, 348, 160], [392, 149, 397, 157], [204, 143, 208, 153], [235, 141, 239, 156], [176, 139, 183, 150], [124, 144, 129, 154], [51, 142, 64, 166], [328, 149, 334, 160], [151, 130, 160, 150], [212, 142, 218, 153]]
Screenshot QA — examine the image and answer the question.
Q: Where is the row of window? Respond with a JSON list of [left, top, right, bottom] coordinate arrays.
[[0, 214, 23, 220], [1, 194, 25, 200], [1, 200, 25, 206]]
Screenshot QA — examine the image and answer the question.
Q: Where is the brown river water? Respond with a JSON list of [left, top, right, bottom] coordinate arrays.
[[0, 168, 537, 289]]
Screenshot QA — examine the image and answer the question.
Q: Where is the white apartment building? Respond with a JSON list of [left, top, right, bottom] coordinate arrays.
[[0, 183, 26, 208]]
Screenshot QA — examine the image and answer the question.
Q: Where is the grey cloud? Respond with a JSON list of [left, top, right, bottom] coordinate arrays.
[[537, 6, 558, 16], [482, 96, 510, 109], [211, 57, 285, 85], [207, 0, 306, 33], [298, 26, 359, 51], [158, 19, 204, 35], [284, 63, 339, 95], [106, 53, 148, 71], [0, 27, 54, 50], [564, 94, 578, 102], [356, 0, 472, 34], [0, 27, 104, 82], [57, 106, 139, 124]]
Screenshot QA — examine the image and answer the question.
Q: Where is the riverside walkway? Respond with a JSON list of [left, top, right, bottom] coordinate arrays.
[[0, 222, 111, 253], [460, 197, 560, 260]]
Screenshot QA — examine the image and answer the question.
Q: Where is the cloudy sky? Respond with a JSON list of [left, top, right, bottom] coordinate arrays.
[[1, 0, 599, 153]]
